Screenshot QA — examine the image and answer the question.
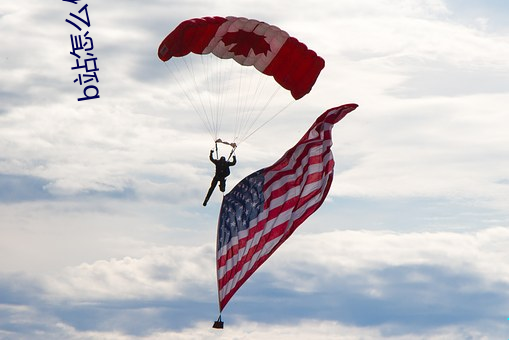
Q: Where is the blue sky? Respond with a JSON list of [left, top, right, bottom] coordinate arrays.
[[1, 0, 509, 339]]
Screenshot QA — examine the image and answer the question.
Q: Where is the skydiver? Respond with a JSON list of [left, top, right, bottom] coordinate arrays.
[[203, 149, 237, 206]]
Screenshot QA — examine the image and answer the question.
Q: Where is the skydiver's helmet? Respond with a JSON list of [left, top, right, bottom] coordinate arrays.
[[220, 157, 226, 162]]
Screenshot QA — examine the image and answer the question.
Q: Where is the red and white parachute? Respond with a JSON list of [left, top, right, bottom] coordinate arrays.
[[158, 16, 325, 147]]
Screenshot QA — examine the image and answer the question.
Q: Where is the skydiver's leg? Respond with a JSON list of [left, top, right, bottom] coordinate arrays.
[[203, 178, 219, 206], [219, 178, 226, 192]]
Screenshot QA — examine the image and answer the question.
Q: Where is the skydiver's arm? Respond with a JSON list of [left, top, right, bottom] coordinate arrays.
[[209, 150, 215, 162], [229, 156, 237, 166]]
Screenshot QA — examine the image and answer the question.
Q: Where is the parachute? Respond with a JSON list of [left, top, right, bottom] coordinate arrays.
[[158, 16, 325, 147]]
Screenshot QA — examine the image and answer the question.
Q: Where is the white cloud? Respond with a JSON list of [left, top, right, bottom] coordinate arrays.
[[36, 227, 509, 317], [2, 0, 508, 210], [1, 226, 508, 338], [142, 320, 501, 340], [8, 318, 503, 340], [44, 244, 216, 302], [267, 227, 509, 292], [330, 93, 509, 209]]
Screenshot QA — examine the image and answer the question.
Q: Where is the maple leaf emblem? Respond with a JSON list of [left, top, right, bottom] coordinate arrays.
[[221, 30, 271, 57]]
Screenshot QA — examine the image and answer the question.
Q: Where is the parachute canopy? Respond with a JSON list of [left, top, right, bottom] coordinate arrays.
[[158, 16, 325, 100]]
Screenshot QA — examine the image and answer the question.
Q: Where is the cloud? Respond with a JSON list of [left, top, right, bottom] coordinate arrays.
[[62, 319, 504, 340], [0, 227, 502, 338], [2, 0, 508, 210], [1, 309, 503, 340], [270, 227, 509, 288], [1, 225, 509, 338], [43, 245, 216, 302]]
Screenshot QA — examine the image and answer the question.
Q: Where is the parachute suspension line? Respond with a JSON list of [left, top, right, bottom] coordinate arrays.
[[220, 59, 238, 137], [164, 55, 297, 148], [163, 61, 215, 141], [238, 65, 255, 137], [212, 56, 222, 140], [181, 57, 217, 141], [200, 55, 238, 143], [200, 54, 227, 139], [231, 64, 278, 146], [235, 67, 266, 143], [215, 57, 235, 142], [233, 63, 245, 143], [227, 144, 237, 162], [239, 79, 283, 142], [200, 54, 216, 140], [240, 99, 295, 144]]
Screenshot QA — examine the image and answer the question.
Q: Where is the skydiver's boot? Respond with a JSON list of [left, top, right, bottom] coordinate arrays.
[[203, 182, 216, 206]]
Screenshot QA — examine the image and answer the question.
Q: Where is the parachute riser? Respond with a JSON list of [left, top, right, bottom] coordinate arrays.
[[227, 147, 236, 162], [215, 138, 237, 161]]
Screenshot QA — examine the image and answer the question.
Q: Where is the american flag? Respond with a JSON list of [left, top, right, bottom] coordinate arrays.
[[216, 104, 358, 311]]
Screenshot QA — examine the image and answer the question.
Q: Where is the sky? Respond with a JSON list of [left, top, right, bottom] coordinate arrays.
[[1, 0, 508, 339]]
